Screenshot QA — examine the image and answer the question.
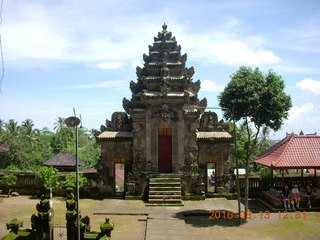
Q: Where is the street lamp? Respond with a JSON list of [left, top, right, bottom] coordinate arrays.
[[184, 105, 241, 225], [65, 111, 81, 240]]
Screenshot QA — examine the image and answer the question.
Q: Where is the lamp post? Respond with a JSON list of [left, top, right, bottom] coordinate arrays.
[[184, 105, 241, 225], [65, 113, 81, 240]]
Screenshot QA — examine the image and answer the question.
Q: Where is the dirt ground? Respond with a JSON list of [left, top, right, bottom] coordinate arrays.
[[0, 195, 146, 240]]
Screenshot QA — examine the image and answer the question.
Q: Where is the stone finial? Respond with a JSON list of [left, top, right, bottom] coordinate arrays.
[[6, 219, 23, 233], [100, 217, 114, 237], [162, 22, 167, 31]]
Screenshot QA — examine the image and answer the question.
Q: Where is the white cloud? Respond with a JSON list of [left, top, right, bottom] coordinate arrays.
[[201, 80, 224, 92], [296, 78, 320, 96], [209, 40, 280, 66], [286, 102, 314, 124], [65, 80, 127, 89], [274, 66, 320, 74], [3, 2, 281, 69], [178, 30, 280, 66], [87, 61, 127, 70]]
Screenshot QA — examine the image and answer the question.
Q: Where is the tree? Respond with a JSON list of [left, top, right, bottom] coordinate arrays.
[[35, 166, 60, 190], [54, 117, 66, 132], [0, 173, 17, 197], [63, 172, 87, 189], [218, 66, 292, 219]]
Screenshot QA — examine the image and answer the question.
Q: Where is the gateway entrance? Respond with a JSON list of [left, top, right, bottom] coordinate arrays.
[[158, 128, 172, 173]]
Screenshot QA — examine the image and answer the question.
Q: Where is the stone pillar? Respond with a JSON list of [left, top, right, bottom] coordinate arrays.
[[31, 188, 54, 240]]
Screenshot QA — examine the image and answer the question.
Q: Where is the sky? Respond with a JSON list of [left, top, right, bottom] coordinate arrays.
[[0, 0, 319, 140]]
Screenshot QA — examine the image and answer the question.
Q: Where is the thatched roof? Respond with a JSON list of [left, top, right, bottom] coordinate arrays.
[[44, 152, 84, 167]]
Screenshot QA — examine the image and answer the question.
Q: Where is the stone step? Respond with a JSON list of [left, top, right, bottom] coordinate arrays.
[[147, 173, 183, 206], [145, 202, 184, 206], [149, 186, 181, 191], [149, 178, 181, 182], [149, 182, 181, 187], [149, 195, 181, 199], [149, 191, 181, 195], [149, 173, 182, 178], [148, 198, 183, 203]]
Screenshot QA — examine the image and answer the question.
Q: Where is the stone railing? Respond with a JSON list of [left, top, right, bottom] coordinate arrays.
[[238, 175, 319, 190]]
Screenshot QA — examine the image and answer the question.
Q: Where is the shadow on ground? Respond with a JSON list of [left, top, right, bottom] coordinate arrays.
[[171, 198, 273, 228], [245, 199, 272, 213], [172, 209, 246, 228]]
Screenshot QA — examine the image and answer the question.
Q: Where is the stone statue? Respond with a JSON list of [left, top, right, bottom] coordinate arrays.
[[100, 217, 114, 237]]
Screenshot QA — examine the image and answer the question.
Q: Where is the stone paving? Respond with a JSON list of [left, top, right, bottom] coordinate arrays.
[[94, 198, 245, 240]]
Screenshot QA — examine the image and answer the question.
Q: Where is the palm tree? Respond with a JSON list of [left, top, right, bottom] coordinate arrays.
[[54, 117, 66, 132], [21, 119, 35, 146], [258, 126, 272, 153], [6, 119, 19, 134]]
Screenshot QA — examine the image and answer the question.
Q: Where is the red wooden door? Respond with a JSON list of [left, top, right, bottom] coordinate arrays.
[[158, 128, 172, 173]]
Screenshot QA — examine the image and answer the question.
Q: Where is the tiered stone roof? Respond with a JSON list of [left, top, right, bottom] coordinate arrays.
[[123, 23, 206, 113]]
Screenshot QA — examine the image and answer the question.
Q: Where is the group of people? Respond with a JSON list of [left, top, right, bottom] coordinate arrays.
[[281, 184, 315, 211]]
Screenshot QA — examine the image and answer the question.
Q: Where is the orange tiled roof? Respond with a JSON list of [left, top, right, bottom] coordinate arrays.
[[254, 135, 320, 169]]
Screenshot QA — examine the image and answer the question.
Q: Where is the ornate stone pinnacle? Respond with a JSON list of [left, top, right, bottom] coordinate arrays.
[[162, 23, 167, 31]]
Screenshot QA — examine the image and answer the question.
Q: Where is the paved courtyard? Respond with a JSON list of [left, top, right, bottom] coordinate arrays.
[[94, 198, 245, 240]]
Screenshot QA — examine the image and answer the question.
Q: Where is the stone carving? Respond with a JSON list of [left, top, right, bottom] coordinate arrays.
[[222, 160, 236, 193], [6, 219, 23, 234], [180, 53, 187, 63], [31, 189, 54, 240], [100, 217, 114, 238], [66, 188, 77, 240], [105, 112, 132, 131], [199, 98, 207, 108], [66, 188, 91, 240], [130, 80, 143, 95], [190, 79, 201, 94], [133, 151, 145, 172], [159, 104, 172, 122], [199, 111, 227, 131], [122, 97, 133, 113]]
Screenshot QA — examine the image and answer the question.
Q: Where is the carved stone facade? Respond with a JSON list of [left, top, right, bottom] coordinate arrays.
[[97, 24, 234, 198]]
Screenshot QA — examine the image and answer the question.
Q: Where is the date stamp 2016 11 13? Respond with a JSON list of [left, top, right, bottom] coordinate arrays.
[[209, 210, 307, 220]]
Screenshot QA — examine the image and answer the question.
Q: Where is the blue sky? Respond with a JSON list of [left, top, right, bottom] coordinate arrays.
[[0, 0, 319, 139]]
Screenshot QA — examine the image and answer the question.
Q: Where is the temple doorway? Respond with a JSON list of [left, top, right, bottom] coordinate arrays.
[[158, 128, 172, 173], [207, 163, 216, 193], [114, 162, 125, 192]]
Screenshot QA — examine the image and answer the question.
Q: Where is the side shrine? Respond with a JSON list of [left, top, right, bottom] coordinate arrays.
[[97, 24, 235, 204]]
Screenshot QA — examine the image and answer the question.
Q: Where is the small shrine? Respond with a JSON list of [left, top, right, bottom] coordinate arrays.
[[97, 24, 234, 204]]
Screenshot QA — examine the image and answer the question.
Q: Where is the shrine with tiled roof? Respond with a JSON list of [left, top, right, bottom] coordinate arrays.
[[255, 133, 320, 169]]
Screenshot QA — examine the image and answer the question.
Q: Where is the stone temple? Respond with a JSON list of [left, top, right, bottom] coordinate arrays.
[[97, 24, 234, 205]]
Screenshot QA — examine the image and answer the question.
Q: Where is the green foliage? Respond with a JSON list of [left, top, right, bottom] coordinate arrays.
[[0, 173, 18, 197], [63, 172, 87, 188], [1, 165, 20, 171], [35, 167, 60, 189], [219, 66, 291, 162], [0, 174, 17, 186], [0, 118, 101, 171], [219, 66, 292, 216], [218, 66, 292, 130]]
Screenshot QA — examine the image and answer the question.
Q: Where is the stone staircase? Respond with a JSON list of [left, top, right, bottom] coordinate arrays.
[[146, 173, 183, 206]]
